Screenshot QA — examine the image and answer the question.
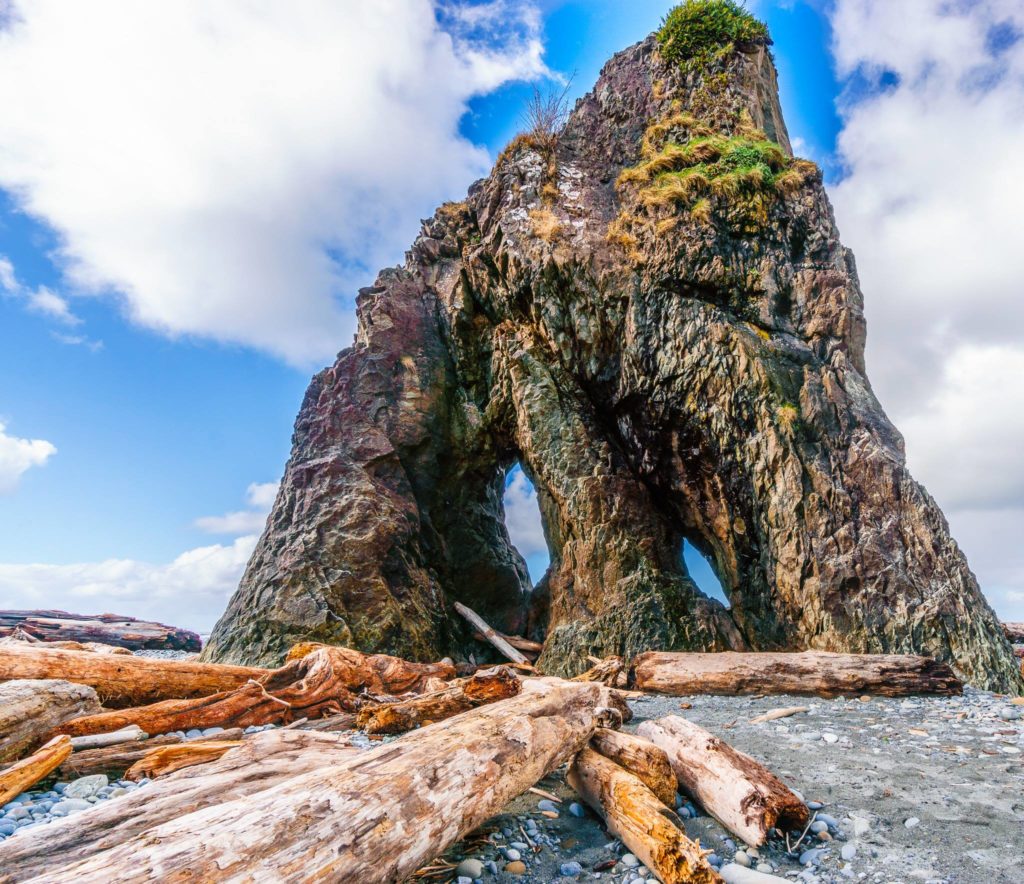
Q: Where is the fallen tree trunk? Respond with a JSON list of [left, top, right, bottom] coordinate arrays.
[[568, 747, 721, 884], [0, 610, 200, 651], [0, 736, 72, 805], [0, 643, 267, 708], [0, 729, 361, 880], [51, 646, 453, 739], [6, 680, 615, 883], [0, 679, 101, 762], [454, 601, 531, 665], [630, 651, 963, 698], [574, 656, 628, 687], [0, 633, 132, 655], [280, 643, 456, 692], [59, 729, 245, 779], [590, 727, 677, 806], [125, 740, 243, 780], [637, 715, 808, 846], [355, 666, 520, 734]]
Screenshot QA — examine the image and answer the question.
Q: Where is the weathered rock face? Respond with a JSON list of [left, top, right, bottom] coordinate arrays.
[[203, 31, 1022, 692]]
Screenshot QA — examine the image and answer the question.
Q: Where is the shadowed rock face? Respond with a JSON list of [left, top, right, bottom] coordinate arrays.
[[203, 34, 1022, 692]]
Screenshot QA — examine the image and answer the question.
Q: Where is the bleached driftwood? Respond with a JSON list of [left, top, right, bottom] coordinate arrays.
[[0, 679, 101, 762], [59, 729, 245, 779], [589, 727, 677, 806], [6, 680, 615, 883], [0, 643, 267, 708], [0, 730, 361, 881], [355, 666, 520, 734], [69, 725, 148, 750], [0, 736, 72, 805], [637, 715, 807, 846], [0, 609, 200, 651], [630, 651, 962, 698], [569, 747, 721, 884], [125, 740, 243, 780], [454, 601, 531, 665]]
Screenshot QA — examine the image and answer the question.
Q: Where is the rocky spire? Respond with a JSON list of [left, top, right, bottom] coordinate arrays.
[[202, 10, 1022, 692]]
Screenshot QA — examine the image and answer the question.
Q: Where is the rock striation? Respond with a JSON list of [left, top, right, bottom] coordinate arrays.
[[203, 17, 1022, 692]]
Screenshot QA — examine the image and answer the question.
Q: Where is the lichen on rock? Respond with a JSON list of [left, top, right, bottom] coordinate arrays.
[[202, 13, 1022, 693]]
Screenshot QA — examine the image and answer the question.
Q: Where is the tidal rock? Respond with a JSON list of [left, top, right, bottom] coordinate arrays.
[[201, 17, 1020, 693]]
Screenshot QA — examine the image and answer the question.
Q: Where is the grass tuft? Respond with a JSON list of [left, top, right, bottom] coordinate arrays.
[[658, 1, 770, 73]]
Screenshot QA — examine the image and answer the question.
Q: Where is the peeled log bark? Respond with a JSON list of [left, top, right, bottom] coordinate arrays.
[[590, 727, 677, 806], [59, 730, 246, 779], [355, 666, 520, 734], [568, 747, 721, 884], [0, 730, 361, 881], [638, 716, 807, 846], [126, 740, 243, 780], [0, 679, 101, 763], [0, 736, 72, 805], [0, 643, 266, 708], [0, 610, 200, 651], [52, 646, 451, 739], [631, 651, 963, 698], [280, 643, 456, 692], [14, 680, 613, 883]]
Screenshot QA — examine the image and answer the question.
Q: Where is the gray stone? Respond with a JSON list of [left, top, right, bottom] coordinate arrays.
[[841, 844, 857, 861], [734, 851, 752, 868], [455, 859, 483, 879], [51, 799, 92, 817], [905, 816, 921, 829], [568, 802, 585, 818], [559, 861, 583, 877], [621, 853, 639, 868], [63, 775, 108, 800]]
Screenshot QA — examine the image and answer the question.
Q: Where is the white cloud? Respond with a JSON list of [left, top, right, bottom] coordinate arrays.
[[0, 1, 546, 366], [0, 420, 56, 494], [195, 481, 278, 535], [503, 467, 547, 557], [0, 535, 256, 634], [828, 0, 1024, 620], [51, 332, 103, 352], [26, 285, 79, 325]]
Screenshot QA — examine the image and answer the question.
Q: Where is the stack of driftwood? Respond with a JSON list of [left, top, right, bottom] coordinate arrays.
[[0, 606, 963, 883]]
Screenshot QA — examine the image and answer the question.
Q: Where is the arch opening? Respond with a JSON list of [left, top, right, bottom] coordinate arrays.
[[501, 463, 550, 588], [682, 538, 730, 608]]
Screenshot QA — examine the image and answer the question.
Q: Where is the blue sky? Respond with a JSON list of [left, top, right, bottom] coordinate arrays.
[[1, 0, 1022, 630]]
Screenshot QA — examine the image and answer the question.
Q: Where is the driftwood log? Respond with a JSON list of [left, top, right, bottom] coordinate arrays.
[[52, 646, 456, 739], [125, 740, 243, 780], [69, 726, 148, 751], [0, 643, 267, 708], [630, 651, 963, 698], [0, 729, 362, 880], [589, 727, 677, 806], [569, 747, 721, 884], [0, 632, 131, 655], [638, 716, 807, 846], [8, 680, 616, 883], [59, 729, 246, 779], [454, 601, 531, 665], [0, 610, 200, 651], [0, 736, 72, 805], [0, 679, 101, 762], [355, 666, 520, 734], [1004, 622, 1024, 644]]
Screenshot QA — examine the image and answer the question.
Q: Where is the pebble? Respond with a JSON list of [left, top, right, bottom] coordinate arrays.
[[568, 802, 585, 818], [4, 807, 30, 821], [806, 801, 825, 811], [904, 816, 920, 829], [537, 799, 559, 813], [799, 848, 823, 866], [841, 843, 857, 860], [822, 732, 839, 744], [504, 860, 526, 875], [0, 821, 16, 836], [559, 861, 583, 877], [51, 798, 92, 817], [621, 853, 640, 868], [851, 816, 870, 837], [185, 729, 203, 740], [455, 859, 483, 878], [509, 841, 528, 851], [809, 821, 828, 834], [734, 851, 752, 868], [62, 775, 108, 800], [757, 863, 775, 874], [503, 848, 522, 861]]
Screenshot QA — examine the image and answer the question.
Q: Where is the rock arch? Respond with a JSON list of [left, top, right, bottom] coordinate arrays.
[[202, 35, 1021, 692]]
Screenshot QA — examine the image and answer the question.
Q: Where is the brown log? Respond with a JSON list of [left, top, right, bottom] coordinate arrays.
[[1003, 622, 1024, 644], [637, 715, 808, 846], [0, 643, 267, 708], [630, 651, 963, 698], [568, 747, 721, 884], [280, 643, 456, 692], [0, 679, 101, 763], [50, 646, 450, 739], [0, 729, 362, 881], [589, 727, 677, 806], [355, 666, 521, 734], [125, 740, 243, 780], [574, 655, 628, 687], [7, 680, 615, 883], [0, 609, 200, 651], [58, 729, 246, 779], [454, 601, 531, 665], [0, 736, 72, 805]]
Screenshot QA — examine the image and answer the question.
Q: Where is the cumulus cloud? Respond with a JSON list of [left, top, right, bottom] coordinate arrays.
[[0, 535, 255, 633], [828, 0, 1024, 619], [0, 1, 546, 366], [503, 467, 547, 557], [195, 480, 279, 535], [0, 420, 56, 494], [0, 253, 83, 326]]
